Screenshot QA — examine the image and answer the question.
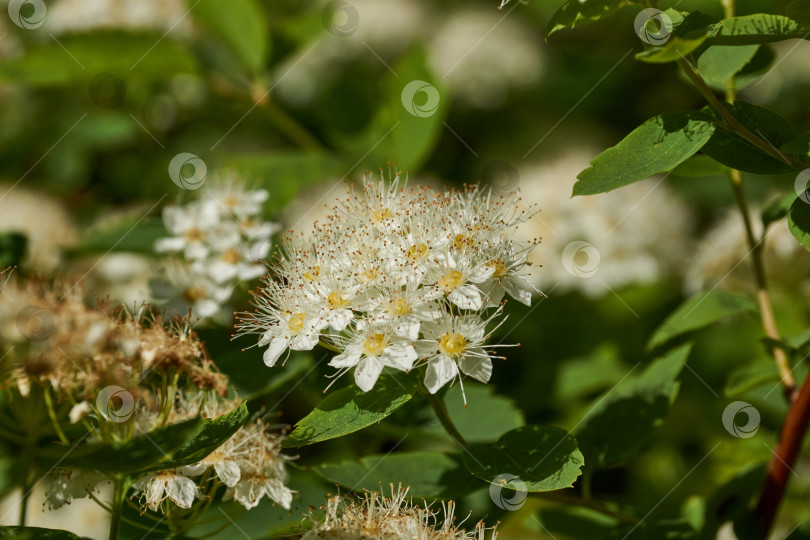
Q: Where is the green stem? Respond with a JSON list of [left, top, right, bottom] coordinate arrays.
[[18, 480, 29, 526], [42, 386, 69, 444], [417, 378, 469, 448], [109, 476, 128, 540]]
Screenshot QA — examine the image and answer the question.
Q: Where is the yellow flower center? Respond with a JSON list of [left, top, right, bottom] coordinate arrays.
[[372, 208, 392, 222], [439, 270, 465, 292], [407, 243, 429, 262], [183, 286, 206, 302], [221, 248, 241, 264], [362, 334, 388, 357], [327, 292, 348, 307], [388, 298, 411, 316], [361, 267, 378, 283], [454, 234, 474, 250], [486, 258, 508, 279], [185, 228, 203, 242], [287, 312, 305, 333], [304, 266, 321, 282], [224, 196, 240, 208], [439, 333, 467, 357]]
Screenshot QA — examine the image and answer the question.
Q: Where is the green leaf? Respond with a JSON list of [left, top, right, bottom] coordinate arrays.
[[725, 361, 780, 397], [573, 111, 715, 195], [546, 0, 635, 38], [555, 344, 628, 401], [709, 14, 810, 45], [670, 155, 728, 178], [0, 527, 90, 540], [781, 132, 810, 160], [636, 35, 708, 64], [424, 385, 524, 443], [698, 45, 759, 86], [315, 451, 482, 499], [703, 463, 766, 538], [788, 195, 810, 252], [462, 425, 584, 492], [648, 290, 756, 350], [38, 404, 248, 474], [701, 101, 797, 174], [762, 192, 797, 229], [70, 217, 165, 256], [538, 508, 698, 539], [574, 344, 691, 469], [0, 32, 197, 87], [193, 0, 269, 74], [0, 233, 26, 268], [284, 375, 418, 447]]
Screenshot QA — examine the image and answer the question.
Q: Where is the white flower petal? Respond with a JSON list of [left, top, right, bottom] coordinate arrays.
[[213, 461, 241, 488], [329, 346, 362, 368], [424, 356, 458, 394], [459, 349, 493, 383], [448, 285, 483, 310], [354, 356, 384, 391], [503, 276, 533, 306], [263, 337, 288, 367], [166, 475, 198, 509], [383, 342, 417, 372]]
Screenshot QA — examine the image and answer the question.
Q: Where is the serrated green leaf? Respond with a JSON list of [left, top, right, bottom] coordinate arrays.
[[193, 0, 269, 74], [573, 111, 715, 195], [37, 404, 248, 475], [425, 384, 524, 443], [0, 527, 91, 540], [788, 195, 810, 252], [701, 101, 797, 174], [546, 0, 635, 38], [462, 425, 584, 492], [648, 290, 756, 350], [698, 45, 759, 86], [709, 14, 810, 45], [574, 344, 691, 469], [284, 375, 418, 447], [315, 451, 482, 499]]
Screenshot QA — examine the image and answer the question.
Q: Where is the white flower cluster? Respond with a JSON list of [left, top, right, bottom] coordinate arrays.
[[238, 177, 537, 398], [152, 173, 279, 323]]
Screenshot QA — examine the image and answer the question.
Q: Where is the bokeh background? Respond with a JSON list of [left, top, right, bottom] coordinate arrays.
[[1, 0, 809, 538]]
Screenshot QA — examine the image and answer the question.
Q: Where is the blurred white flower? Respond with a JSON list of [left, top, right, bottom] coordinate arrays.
[[428, 9, 544, 109], [0, 183, 77, 273], [744, 40, 810, 105], [515, 149, 693, 297], [45, 0, 193, 35], [684, 207, 810, 295]]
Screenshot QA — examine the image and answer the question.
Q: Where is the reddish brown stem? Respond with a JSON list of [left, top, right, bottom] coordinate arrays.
[[755, 374, 810, 536]]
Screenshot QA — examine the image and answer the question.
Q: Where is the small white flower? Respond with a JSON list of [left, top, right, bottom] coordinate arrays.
[[69, 401, 92, 424], [132, 471, 198, 511], [328, 325, 418, 391], [155, 202, 220, 261], [45, 469, 108, 510]]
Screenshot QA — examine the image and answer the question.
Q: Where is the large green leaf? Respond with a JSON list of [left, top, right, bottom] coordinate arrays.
[[424, 385, 524, 443], [724, 360, 780, 397], [315, 451, 482, 499], [701, 101, 797, 174], [573, 111, 715, 195], [709, 14, 810, 45], [284, 375, 418, 447], [38, 404, 248, 474], [698, 45, 759, 86], [574, 344, 691, 469], [648, 290, 756, 350], [636, 36, 708, 64], [0, 32, 197, 86], [462, 425, 584, 492], [546, 0, 635, 38], [0, 527, 90, 540], [192, 0, 269, 74], [788, 195, 810, 252]]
